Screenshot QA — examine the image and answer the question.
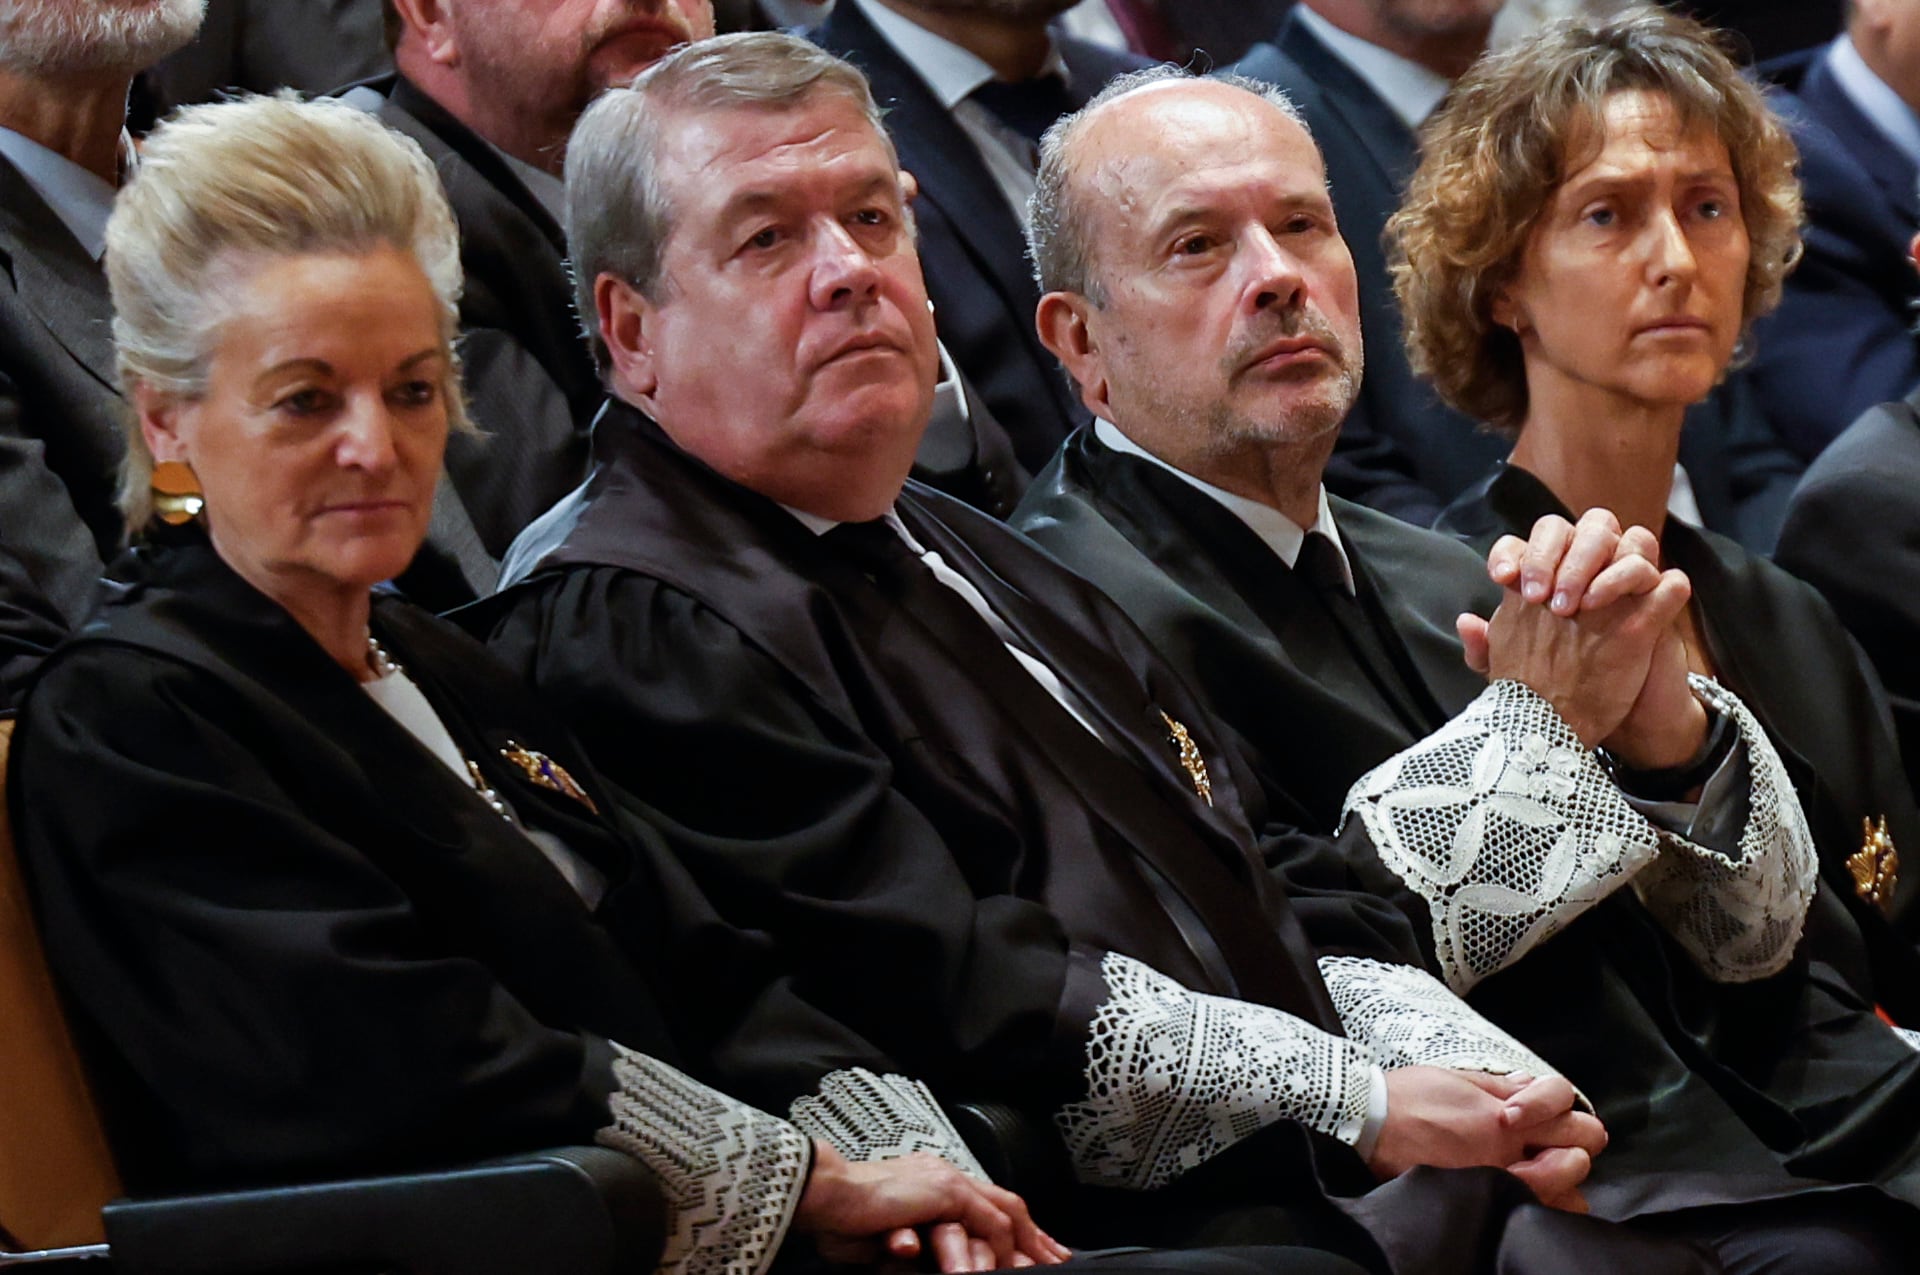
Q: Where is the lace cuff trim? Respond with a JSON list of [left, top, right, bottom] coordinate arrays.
[[1054, 952, 1374, 1191], [1628, 675, 1816, 983], [789, 1069, 989, 1179], [1318, 955, 1563, 1083], [598, 1044, 811, 1275], [1342, 679, 1660, 993]]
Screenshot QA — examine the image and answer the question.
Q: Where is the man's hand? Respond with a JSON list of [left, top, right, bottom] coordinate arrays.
[[793, 1143, 1071, 1272], [1368, 1068, 1605, 1213], [1459, 512, 1692, 749]]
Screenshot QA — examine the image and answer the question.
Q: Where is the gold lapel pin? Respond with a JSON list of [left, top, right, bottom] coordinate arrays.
[[1848, 814, 1899, 912], [500, 741, 600, 815], [1159, 710, 1212, 807]]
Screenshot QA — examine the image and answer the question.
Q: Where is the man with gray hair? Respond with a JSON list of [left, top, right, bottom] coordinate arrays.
[[0, 0, 206, 705], [1012, 66, 1920, 1270], [478, 30, 1779, 1274]]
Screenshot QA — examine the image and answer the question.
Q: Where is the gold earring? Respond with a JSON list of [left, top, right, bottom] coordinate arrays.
[[151, 459, 205, 526]]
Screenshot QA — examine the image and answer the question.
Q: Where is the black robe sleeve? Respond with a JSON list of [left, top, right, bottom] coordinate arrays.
[[11, 645, 615, 1190]]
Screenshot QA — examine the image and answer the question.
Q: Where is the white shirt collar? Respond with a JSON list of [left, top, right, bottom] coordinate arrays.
[[1291, 6, 1452, 133], [851, 0, 1069, 110], [1824, 34, 1920, 169], [0, 126, 131, 262], [1092, 418, 1355, 594]]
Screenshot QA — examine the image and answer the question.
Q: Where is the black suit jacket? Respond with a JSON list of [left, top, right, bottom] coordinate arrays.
[[1233, 17, 1804, 549], [1015, 428, 1920, 1220], [0, 155, 123, 641], [366, 75, 604, 583], [1777, 390, 1920, 803], [1751, 47, 1920, 462], [809, 3, 1145, 473]]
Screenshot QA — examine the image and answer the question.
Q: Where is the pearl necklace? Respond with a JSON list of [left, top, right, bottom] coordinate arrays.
[[366, 635, 511, 821]]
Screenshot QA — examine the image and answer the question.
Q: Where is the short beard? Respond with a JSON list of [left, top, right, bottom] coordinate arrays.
[[0, 0, 205, 77]]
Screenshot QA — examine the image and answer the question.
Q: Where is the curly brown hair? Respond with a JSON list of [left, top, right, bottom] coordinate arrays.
[[1385, 4, 1802, 436]]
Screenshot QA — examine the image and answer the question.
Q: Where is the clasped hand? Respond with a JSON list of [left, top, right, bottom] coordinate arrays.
[[1457, 509, 1706, 770], [1369, 1068, 1606, 1214]]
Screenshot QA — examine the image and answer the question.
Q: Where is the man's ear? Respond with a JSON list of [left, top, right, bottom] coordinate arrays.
[[389, 0, 458, 65], [133, 381, 190, 465], [1908, 230, 1920, 275], [1035, 291, 1112, 420], [598, 273, 662, 411]]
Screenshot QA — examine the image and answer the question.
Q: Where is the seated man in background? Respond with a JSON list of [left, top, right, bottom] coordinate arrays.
[[479, 30, 1786, 1273], [1751, 0, 1920, 462], [1011, 60, 1920, 1267], [1776, 215, 1920, 805], [0, 0, 206, 705]]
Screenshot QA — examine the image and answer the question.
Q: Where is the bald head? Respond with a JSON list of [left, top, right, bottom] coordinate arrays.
[[1030, 70, 1312, 306], [1028, 73, 1364, 523]]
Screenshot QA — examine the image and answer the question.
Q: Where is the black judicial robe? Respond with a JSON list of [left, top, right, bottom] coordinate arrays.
[[8, 536, 829, 1193], [474, 405, 1730, 1271], [1015, 431, 1920, 1221], [1441, 464, 1920, 1018], [478, 405, 1420, 1101]]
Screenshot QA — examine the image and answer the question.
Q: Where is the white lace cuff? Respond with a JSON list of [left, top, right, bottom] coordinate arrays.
[[1628, 675, 1816, 983], [1054, 952, 1375, 1190], [1318, 955, 1563, 1082], [1342, 679, 1661, 993], [597, 1044, 811, 1275], [788, 1069, 989, 1179]]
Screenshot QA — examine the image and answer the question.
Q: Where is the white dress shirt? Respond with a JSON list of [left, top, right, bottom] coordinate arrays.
[[1290, 6, 1451, 132], [1825, 33, 1920, 169], [1094, 418, 1357, 593]]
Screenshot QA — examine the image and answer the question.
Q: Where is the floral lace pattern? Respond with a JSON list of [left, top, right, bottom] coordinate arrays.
[[789, 1068, 988, 1179], [598, 1045, 811, 1275], [1318, 955, 1561, 1081], [1627, 675, 1815, 983], [1343, 680, 1665, 992], [1054, 952, 1374, 1191]]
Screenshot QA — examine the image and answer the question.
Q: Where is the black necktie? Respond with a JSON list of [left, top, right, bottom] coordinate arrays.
[[970, 74, 1077, 148], [1295, 532, 1441, 734]]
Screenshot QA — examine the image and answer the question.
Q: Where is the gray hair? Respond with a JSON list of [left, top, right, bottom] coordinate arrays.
[[564, 30, 896, 375], [105, 92, 469, 531], [1029, 66, 1309, 306]]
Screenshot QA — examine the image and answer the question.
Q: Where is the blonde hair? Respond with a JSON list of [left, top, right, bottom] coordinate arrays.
[[105, 92, 471, 530], [1386, 4, 1802, 435]]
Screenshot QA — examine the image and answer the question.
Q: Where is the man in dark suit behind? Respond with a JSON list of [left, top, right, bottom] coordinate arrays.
[[0, 0, 205, 707], [806, 0, 1146, 474], [1752, 0, 1920, 462], [1233, 0, 1803, 547]]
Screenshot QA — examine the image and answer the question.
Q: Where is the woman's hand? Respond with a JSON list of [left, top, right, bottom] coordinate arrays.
[[793, 1142, 1072, 1272]]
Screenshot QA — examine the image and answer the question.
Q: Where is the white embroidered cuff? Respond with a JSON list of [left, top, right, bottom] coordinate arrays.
[[1629, 675, 1816, 983], [1054, 952, 1376, 1191], [1342, 678, 1663, 993], [598, 1044, 812, 1275], [1318, 955, 1565, 1086], [788, 1068, 988, 1179]]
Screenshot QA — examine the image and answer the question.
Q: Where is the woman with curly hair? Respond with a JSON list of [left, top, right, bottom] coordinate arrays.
[[1390, 5, 1920, 1031]]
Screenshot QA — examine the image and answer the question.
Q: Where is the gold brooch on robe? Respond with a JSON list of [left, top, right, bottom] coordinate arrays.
[[1159, 711, 1212, 807], [1848, 815, 1898, 912], [501, 741, 599, 814]]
